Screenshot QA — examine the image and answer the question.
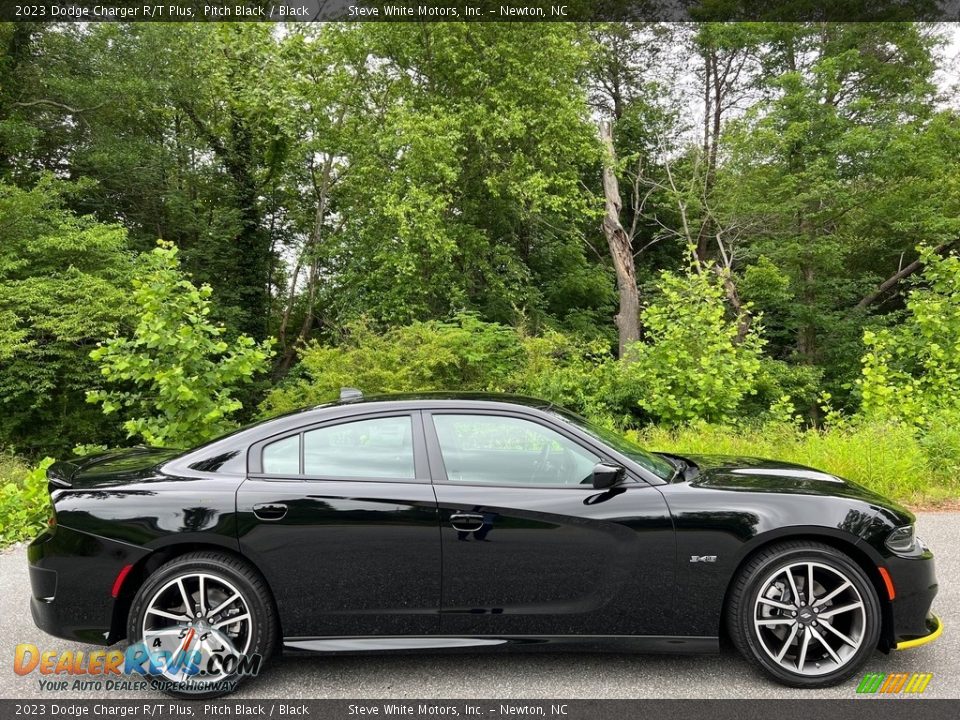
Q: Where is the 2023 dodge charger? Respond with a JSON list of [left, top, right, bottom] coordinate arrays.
[[29, 392, 941, 696]]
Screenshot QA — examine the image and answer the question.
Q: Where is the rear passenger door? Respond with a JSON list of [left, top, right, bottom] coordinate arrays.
[[236, 411, 442, 638]]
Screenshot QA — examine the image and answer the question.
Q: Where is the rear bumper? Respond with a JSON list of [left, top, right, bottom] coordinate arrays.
[[28, 525, 147, 645]]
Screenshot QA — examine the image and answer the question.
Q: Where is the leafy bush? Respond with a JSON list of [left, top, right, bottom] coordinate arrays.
[[613, 265, 766, 425], [504, 330, 615, 423], [634, 420, 960, 506], [87, 242, 274, 447], [0, 456, 53, 545], [262, 313, 618, 421], [859, 246, 960, 427], [263, 314, 523, 415]]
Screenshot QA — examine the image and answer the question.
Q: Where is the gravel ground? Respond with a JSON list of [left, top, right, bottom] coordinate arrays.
[[1, 513, 954, 699]]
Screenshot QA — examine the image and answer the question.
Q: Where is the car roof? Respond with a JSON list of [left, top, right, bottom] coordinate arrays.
[[325, 391, 555, 411]]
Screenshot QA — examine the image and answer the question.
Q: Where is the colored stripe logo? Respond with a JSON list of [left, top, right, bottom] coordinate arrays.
[[856, 672, 933, 694]]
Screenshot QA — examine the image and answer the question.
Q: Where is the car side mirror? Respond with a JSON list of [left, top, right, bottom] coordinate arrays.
[[592, 462, 626, 489]]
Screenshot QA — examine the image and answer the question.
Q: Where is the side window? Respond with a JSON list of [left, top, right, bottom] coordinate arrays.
[[432, 414, 599, 486], [262, 435, 300, 475], [304, 416, 415, 479]]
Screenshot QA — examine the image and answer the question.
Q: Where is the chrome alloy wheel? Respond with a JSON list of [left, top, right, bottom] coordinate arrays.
[[141, 572, 252, 683], [753, 561, 867, 677]]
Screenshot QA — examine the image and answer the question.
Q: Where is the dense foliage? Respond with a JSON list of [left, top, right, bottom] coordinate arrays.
[[859, 246, 960, 429], [614, 265, 765, 425], [0, 178, 132, 455], [1, 21, 959, 523], [87, 243, 274, 447], [0, 456, 52, 545]]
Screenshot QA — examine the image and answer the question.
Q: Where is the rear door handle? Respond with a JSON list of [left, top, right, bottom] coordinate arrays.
[[253, 503, 287, 521], [450, 512, 484, 532]]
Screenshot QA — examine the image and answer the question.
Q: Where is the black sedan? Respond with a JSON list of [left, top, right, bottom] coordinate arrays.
[[28, 391, 940, 697]]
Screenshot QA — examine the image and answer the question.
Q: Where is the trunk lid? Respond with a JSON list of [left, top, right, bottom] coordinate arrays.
[[47, 447, 183, 490]]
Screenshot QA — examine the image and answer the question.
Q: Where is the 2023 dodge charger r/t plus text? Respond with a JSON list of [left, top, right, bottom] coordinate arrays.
[[29, 391, 941, 696]]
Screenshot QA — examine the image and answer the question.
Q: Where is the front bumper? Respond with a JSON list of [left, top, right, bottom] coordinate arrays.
[[28, 525, 147, 645], [896, 613, 942, 650], [883, 547, 939, 650]]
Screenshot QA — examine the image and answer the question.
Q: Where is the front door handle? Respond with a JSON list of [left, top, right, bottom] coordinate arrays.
[[253, 503, 287, 521], [450, 512, 484, 532]]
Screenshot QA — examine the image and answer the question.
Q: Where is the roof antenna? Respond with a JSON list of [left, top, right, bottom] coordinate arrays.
[[339, 387, 363, 403]]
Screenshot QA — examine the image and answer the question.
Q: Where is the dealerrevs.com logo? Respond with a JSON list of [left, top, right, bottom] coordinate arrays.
[[14, 642, 262, 694], [856, 672, 933, 695]]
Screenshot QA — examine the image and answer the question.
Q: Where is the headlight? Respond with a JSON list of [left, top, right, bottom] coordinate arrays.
[[885, 525, 917, 555]]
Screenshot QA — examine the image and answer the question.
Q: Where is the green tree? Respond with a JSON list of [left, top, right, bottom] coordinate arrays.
[[278, 23, 606, 333], [87, 242, 274, 447], [0, 177, 132, 455], [713, 22, 952, 415]]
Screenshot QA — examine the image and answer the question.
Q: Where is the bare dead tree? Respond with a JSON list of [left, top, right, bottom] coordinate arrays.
[[693, 31, 755, 264], [600, 120, 640, 359], [632, 131, 757, 344]]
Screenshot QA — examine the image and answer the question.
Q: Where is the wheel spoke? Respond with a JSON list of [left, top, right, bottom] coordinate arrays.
[[210, 591, 241, 617], [784, 568, 801, 605], [214, 613, 250, 630], [758, 597, 795, 612], [809, 626, 842, 664], [143, 626, 185, 638], [819, 618, 858, 647], [776, 623, 800, 662], [796, 629, 811, 670], [807, 564, 815, 603], [147, 608, 190, 622], [756, 617, 795, 626], [177, 578, 192, 615], [199, 575, 207, 616], [819, 601, 863, 619], [813, 580, 851, 608]]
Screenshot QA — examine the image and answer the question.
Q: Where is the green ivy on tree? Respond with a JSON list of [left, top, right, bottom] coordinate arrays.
[[87, 241, 274, 447]]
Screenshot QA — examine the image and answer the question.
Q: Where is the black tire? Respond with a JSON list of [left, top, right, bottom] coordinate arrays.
[[127, 551, 277, 699], [726, 541, 881, 688]]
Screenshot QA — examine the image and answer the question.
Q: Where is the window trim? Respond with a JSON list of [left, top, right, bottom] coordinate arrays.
[[423, 409, 641, 490], [247, 410, 429, 484]]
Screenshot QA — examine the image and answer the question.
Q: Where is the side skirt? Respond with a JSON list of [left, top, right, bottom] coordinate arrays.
[[283, 635, 718, 655]]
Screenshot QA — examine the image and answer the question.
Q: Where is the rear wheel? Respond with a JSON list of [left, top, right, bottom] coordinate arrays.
[[727, 541, 881, 687], [127, 551, 277, 698]]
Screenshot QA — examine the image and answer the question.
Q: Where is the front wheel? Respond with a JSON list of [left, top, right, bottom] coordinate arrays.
[[127, 551, 277, 698], [727, 541, 881, 687]]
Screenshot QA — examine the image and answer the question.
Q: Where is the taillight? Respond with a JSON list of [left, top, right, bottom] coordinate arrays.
[[47, 515, 56, 528]]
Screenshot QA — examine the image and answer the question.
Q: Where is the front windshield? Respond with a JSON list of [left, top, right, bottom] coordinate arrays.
[[547, 408, 675, 480]]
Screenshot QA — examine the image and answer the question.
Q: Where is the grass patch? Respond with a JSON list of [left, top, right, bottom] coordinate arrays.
[[0, 453, 28, 488], [633, 421, 960, 508]]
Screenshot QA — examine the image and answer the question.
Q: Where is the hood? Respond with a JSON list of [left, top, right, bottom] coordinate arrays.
[[47, 447, 183, 490], [682, 454, 913, 520]]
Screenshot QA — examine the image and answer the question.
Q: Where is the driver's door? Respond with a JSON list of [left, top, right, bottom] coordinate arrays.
[[425, 410, 675, 637]]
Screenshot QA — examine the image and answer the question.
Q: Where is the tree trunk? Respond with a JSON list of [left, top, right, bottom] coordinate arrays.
[[600, 120, 640, 359], [855, 240, 957, 310], [713, 265, 752, 344]]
